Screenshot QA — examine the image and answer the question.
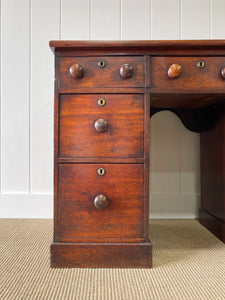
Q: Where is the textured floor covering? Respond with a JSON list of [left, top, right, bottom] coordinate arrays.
[[0, 219, 224, 300]]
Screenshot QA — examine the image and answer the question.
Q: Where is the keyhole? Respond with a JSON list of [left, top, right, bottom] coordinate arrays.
[[97, 60, 106, 68], [98, 98, 106, 106], [97, 168, 105, 176], [197, 60, 205, 69]]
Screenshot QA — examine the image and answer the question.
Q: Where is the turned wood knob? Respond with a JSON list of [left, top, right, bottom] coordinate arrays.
[[95, 119, 108, 132], [70, 64, 84, 79], [168, 64, 182, 79], [120, 64, 133, 79], [221, 68, 225, 79], [94, 194, 109, 209]]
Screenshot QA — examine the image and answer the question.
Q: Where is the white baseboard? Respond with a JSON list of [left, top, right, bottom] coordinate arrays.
[[0, 194, 53, 218], [150, 213, 198, 219], [149, 192, 200, 219], [0, 193, 200, 219]]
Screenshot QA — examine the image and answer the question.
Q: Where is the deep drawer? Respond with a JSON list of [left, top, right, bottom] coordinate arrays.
[[59, 94, 144, 158], [59, 56, 145, 88], [56, 164, 144, 242]]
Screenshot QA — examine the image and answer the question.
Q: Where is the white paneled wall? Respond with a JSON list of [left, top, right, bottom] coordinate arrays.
[[30, 0, 60, 193], [61, 0, 90, 40], [150, 112, 200, 218], [151, 0, 180, 39], [0, 0, 224, 218], [1, 0, 30, 193], [91, 0, 121, 39], [121, 0, 150, 40], [181, 0, 211, 39]]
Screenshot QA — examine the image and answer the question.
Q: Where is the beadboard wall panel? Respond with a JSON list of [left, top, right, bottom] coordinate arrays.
[[151, 0, 180, 39], [211, 0, 225, 38], [121, 0, 150, 40], [150, 112, 181, 194], [30, 0, 60, 193], [1, 0, 224, 218], [181, 0, 211, 39], [61, 0, 90, 40], [91, 0, 121, 40], [1, 0, 30, 193], [180, 128, 200, 195]]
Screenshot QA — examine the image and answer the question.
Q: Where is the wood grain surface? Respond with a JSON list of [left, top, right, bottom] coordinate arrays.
[[51, 41, 225, 268], [49, 40, 225, 52], [51, 242, 152, 268], [151, 56, 225, 92], [56, 163, 144, 243], [59, 56, 145, 88], [59, 94, 144, 158]]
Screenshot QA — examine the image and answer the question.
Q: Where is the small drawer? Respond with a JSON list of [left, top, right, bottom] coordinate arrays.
[[151, 56, 225, 92], [59, 56, 145, 88], [59, 94, 144, 158], [56, 164, 144, 242]]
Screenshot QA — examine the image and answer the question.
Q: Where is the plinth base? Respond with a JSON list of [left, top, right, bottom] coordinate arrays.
[[51, 241, 152, 268]]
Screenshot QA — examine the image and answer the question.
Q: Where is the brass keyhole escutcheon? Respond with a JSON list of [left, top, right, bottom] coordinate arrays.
[[97, 60, 106, 68], [98, 98, 106, 106], [97, 168, 105, 176], [197, 60, 205, 69]]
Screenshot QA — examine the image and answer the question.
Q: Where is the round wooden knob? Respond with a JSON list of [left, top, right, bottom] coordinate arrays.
[[95, 119, 108, 132], [168, 64, 182, 79], [94, 194, 109, 209], [221, 68, 225, 79], [70, 64, 84, 79], [120, 64, 133, 79]]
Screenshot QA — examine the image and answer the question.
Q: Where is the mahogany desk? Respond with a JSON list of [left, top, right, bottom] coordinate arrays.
[[50, 40, 225, 268]]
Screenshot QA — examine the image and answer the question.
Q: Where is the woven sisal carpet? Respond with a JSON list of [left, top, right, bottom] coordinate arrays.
[[0, 219, 224, 300]]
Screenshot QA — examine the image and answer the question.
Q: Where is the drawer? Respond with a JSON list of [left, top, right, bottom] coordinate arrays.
[[57, 164, 144, 241], [151, 57, 225, 92], [59, 94, 144, 158], [59, 56, 145, 88]]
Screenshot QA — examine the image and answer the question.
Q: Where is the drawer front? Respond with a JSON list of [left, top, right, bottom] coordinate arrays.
[[59, 94, 144, 158], [151, 57, 225, 92], [59, 56, 145, 88], [57, 164, 144, 241]]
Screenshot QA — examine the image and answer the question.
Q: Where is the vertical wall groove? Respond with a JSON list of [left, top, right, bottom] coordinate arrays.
[[150, 0, 152, 39], [180, 0, 182, 39], [60, 0, 62, 39], [0, 0, 2, 193], [120, 0, 122, 39], [90, 0, 92, 39], [210, 0, 212, 39], [149, 0, 151, 39], [29, 0, 31, 193]]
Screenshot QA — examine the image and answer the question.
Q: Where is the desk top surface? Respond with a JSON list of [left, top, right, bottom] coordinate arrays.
[[50, 40, 225, 53]]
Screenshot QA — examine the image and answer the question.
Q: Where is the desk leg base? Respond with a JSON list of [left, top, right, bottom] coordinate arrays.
[[50, 241, 152, 268], [199, 209, 225, 243]]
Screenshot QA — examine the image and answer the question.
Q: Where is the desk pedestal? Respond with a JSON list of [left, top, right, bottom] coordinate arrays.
[[200, 101, 225, 242]]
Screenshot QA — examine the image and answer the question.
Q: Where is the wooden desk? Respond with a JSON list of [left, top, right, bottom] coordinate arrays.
[[50, 40, 225, 268]]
